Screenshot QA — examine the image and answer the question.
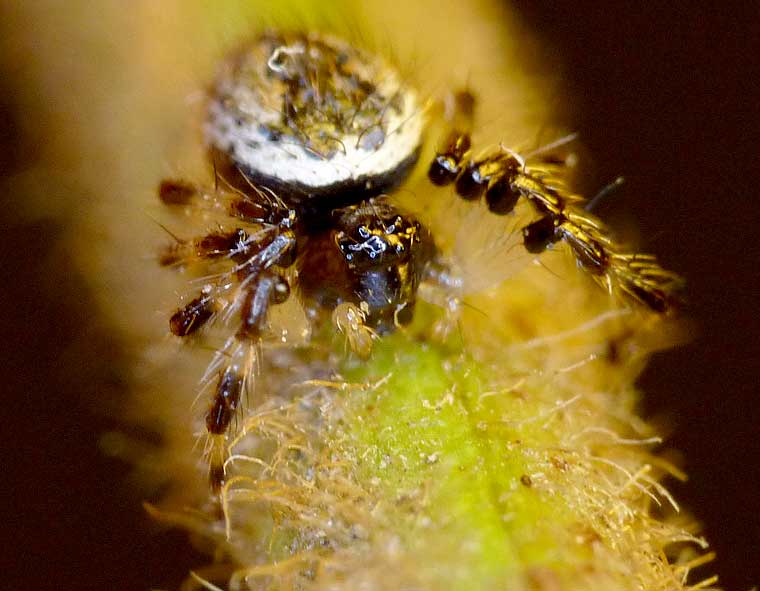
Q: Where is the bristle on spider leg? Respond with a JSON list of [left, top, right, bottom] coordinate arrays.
[[205, 387, 240, 490], [169, 291, 216, 337], [609, 253, 686, 313], [158, 224, 257, 268], [203, 344, 250, 493]]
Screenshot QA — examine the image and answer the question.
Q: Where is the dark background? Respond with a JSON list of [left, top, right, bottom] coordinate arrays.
[[512, 2, 759, 589], [2, 2, 757, 590]]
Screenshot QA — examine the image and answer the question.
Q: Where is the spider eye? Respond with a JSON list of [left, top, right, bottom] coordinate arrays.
[[206, 31, 424, 204], [337, 231, 389, 269], [333, 199, 422, 272], [363, 236, 387, 258]]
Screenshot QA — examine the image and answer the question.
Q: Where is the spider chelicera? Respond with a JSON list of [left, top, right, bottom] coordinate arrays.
[[157, 30, 682, 492]]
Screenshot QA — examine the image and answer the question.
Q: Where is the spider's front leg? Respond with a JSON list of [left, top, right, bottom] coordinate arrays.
[[159, 178, 297, 492], [427, 90, 683, 313], [203, 266, 292, 491]]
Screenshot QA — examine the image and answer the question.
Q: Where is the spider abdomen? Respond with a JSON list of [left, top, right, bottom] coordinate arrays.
[[206, 31, 424, 208]]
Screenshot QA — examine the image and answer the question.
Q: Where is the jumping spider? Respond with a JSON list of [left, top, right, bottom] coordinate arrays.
[[158, 30, 682, 492]]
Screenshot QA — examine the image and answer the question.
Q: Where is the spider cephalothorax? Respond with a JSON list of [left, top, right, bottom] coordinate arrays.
[[299, 199, 433, 334], [159, 29, 682, 492]]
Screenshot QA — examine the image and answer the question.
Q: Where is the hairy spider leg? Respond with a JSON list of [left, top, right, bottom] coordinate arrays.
[[204, 265, 292, 492], [427, 90, 683, 313], [160, 178, 298, 492]]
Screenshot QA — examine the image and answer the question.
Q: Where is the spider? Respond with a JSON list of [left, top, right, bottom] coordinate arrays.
[[157, 30, 682, 492]]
